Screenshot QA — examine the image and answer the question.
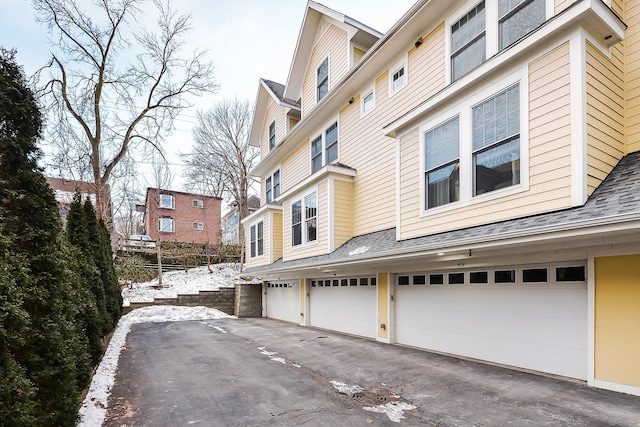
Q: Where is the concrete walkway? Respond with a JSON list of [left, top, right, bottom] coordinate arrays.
[[105, 318, 640, 426]]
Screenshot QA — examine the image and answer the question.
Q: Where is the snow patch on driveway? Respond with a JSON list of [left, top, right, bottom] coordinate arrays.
[[363, 401, 417, 423], [330, 380, 364, 395]]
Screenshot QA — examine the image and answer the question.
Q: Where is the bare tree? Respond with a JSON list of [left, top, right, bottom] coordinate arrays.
[[33, 0, 218, 223], [182, 98, 258, 267]]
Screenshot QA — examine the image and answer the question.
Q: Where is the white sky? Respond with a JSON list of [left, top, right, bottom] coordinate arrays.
[[0, 0, 416, 191]]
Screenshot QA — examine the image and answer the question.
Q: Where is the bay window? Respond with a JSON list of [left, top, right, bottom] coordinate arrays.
[[472, 84, 520, 195], [291, 191, 317, 247], [425, 117, 460, 208]]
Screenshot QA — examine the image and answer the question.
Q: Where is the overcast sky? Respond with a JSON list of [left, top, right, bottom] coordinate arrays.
[[0, 0, 415, 191]]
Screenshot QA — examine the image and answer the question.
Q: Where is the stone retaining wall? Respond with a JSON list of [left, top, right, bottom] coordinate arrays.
[[123, 283, 264, 318]]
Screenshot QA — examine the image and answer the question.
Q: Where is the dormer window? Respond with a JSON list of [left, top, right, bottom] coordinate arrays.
[[317, 57, 329, 101], [268, 120, 276, 150]]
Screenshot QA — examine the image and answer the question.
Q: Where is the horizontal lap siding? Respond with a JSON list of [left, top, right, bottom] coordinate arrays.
[[261, 100, 286, 158], [626, 0, 640, 154], [333, 178, 353, 249], [271, 211, 283, 263], [586, 41, 624, 194], [554, 0, 574, 15], [399, 43, 573, 240], [302, 23, 348, 118], [281, 141, 309, 194], [283, 181, 329, 261], [339, 24, 446, 236]]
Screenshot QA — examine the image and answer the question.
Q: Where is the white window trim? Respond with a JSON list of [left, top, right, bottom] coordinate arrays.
[[192, 222, 204, 231], [250, 220, 264, 258], [158, 217, 175, 233], [388, 56, 408, 97], [317, 55, 330, 102], [419, 68, 529, 217], [445, 0, 552, 85], [360, 84, 376, 117], [158, 194, 175, 210], [265, 168, 281, 203], [309, 118, 340, 174], [192, 199, 204, 208], [290, 187, 319, 249]]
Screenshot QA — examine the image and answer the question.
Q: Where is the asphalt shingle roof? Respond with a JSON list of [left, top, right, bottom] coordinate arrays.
[[245, 151, 640, 274], [263, 79, 300, 107]]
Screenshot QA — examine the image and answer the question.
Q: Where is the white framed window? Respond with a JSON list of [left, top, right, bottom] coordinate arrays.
[[361, 86, 375, 116], [192, 199, 204, 208], [317, 57, 329, 101], [265, 169, 281, 203], [291, 190, 317, 247], [425, 117, 460, 209], [499, 0, 546, 50], [158, 194, 175, 209], [420, 70, 526, 215], [310, 121, 339, 173], [192, 222, 204, 231], [389, 58, 408, 96], [250, 221, 264, 258], [472, 84, 520, 196], [158, 217, 174, 233], [449, 0, 546, 82], [451, 1, 486, 81], [268, 120, 276, 150]]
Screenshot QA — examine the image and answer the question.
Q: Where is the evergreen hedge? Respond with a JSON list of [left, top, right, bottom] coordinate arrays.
[[0, 49, 122, 426]]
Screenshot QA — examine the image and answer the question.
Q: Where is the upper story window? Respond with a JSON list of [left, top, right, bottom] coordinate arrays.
[[192, 222, 204, 231], [422, 77, 523, 212], [317, 57, 329, 101], [158, 194, 175, 209], [451, 1, 486, 81], [250, 221, 264, 258], [159, 217, 174, 233], [192, 199, 204, 208], [291, 191, 317, 247], [472, 84, 520, 195], [389, 58, 408, 96], [265, 169, 281, 203], [361, 86, 375, 116], [311, 121, 339, 173], [268, 120, 276, 150], [450, 0, 546, 81], [425, 117, 460, 209], [499, 0, 546, 49]]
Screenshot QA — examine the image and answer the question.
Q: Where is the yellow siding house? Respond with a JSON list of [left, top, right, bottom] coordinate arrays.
[[242, 0, 640, 397]]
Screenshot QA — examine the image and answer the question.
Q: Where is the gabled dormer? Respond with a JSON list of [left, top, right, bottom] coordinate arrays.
[[283, 1, 382, 118], [248, 78, 301, 159]]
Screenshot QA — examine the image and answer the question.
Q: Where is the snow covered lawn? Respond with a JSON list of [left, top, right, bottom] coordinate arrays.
[[121, 263, 252, 306], [77, 263, 248, 426]]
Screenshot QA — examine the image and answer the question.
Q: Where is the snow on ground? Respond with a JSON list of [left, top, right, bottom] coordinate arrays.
[[121, 263, 257, 306], [78, 264, 258, 425]]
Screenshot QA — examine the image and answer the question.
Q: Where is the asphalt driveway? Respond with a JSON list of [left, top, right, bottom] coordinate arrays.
[[105, 318, 640, 426]]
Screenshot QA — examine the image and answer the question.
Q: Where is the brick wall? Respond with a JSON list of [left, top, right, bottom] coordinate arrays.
[[145, 188, 222, 245]]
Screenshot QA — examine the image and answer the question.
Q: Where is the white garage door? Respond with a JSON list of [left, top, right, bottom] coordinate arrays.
[[266, 281, 300, 324], [309, 277, 377, 339], [395, 265, 588, 380]]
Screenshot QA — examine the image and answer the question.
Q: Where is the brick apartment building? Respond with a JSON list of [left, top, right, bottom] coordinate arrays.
[[143, 188, 222, 245]]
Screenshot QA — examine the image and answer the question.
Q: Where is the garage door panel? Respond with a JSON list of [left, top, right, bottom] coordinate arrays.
[[266, 284, 299, 324], [396, 285, 587, 380], [310, 286, 376, 339]]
